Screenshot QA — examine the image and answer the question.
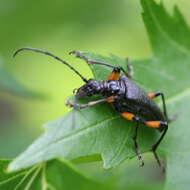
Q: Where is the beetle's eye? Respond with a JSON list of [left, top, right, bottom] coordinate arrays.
[[73, 88, 78, 94]]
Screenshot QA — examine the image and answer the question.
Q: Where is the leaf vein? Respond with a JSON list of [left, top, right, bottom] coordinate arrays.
[[23, 165, 42, 190], [165, 88, 190, 105], [13, 166, 38, 190], [42, 163, 47, 190], [0, 166, 37, 186]]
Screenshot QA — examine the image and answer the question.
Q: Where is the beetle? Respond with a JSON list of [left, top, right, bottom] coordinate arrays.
[[14, 47, 172, 169]]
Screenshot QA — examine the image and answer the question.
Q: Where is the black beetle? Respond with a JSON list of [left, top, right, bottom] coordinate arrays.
[[14, 47, 173, 170]]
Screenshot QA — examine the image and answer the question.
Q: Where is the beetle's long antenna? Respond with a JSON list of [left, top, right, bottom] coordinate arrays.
[[13, 47, 88, 83]]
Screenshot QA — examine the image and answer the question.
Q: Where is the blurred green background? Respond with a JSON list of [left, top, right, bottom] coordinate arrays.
[[0, 0, 190, 189]]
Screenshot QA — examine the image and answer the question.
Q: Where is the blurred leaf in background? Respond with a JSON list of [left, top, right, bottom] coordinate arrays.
[[0, 0, 147, 159], [0, 57, 44, 158], [7, 1, 190, 190], [1, 0, 190, 190], [0, 58, 42, 98]]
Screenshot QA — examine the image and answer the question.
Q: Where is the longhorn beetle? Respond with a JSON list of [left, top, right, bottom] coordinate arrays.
[[14, 47, 173, 170]]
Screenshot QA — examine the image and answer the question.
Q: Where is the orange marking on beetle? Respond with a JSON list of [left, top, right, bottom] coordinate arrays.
[[146, 121, 161, 128], [107, 72, 120, 80], [148, 93, 156, 99], [122, 112, 135, 121], [107, 96, 115, 103]]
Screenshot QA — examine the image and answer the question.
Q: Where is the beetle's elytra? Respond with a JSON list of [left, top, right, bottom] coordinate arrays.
[[14, 47, 173, 171]]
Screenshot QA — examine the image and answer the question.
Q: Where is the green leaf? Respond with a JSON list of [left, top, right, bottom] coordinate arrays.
[[140, 1, 190, 190], [8, 0, 190, 189], [0, 59, 43, 98], [8, 50, 162, 172], [1, 159, 108, 190], [8, 97, 158, 171]]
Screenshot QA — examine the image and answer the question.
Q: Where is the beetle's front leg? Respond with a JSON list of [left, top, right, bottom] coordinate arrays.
[[107, 67, 121, 81], [66, 96, 118, 109], [107, 63, 134, 80], [70, 50, 133, 78]]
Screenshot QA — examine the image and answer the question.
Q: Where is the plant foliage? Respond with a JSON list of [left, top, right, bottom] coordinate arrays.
[[5, 0, 190, 189], [0, 59, 42, 98], [0, 159, 107, 190]]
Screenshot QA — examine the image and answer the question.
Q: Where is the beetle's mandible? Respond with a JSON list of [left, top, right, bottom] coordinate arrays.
[[14, 47, 173, 171]]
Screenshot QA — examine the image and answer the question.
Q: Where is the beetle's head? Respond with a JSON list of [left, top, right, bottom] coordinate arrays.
[[76, 79, 101, 99]]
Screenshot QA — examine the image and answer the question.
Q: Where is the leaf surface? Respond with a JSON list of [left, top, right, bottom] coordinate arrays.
[[1, 159, 107, 190], [140, 1, 190, 190]]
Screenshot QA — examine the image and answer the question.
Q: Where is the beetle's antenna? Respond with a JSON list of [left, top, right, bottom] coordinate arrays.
[[13, 47, 88, 83]]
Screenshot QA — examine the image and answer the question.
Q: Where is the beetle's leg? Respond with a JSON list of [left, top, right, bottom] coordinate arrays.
[[66, 96, 118, 109], [142, 120, 168, 170], [148, 91, 168, 120], [69, 50, 133, 78], [125, 58, 134, 78], [127, 63, 134, 78], [152, 126, 168, 171], [121, 112, 167, 128], [133, 122, 144, 167], [121, 112, 168, 168], [107, 67, 121, 80], [121, 112, 144, 166], [71, 95, 79, 129], [107, 63, 134, 80]]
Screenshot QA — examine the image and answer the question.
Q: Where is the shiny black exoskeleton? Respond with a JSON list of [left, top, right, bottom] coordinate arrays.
[[13, 47, 172, 171], [77, 76, 165, 123]]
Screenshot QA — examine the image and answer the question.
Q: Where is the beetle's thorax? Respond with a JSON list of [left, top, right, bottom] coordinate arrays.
[[101, 80, 126, 96], [76, 79, 125, 99]]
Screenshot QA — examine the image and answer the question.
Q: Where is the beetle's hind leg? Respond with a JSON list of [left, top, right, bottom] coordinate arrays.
[[148, 91, 168, 120], [133, 122, 144, 167], [121, 112, 168, 169], [148, 91, 178, 123], [152, 125, 168, 172]]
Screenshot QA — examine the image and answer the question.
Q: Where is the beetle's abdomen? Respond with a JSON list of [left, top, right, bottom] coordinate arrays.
[[112, 76, 166, 121]]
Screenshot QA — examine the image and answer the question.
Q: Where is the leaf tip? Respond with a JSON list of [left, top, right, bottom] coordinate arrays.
[[7, 161, 21, 173]]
